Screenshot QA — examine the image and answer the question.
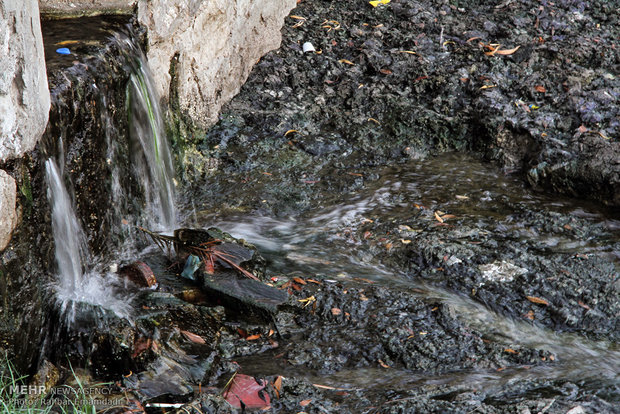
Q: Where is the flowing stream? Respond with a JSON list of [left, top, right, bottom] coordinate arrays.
[[36, 17, 618, 409], [193, 153, 619, 398]]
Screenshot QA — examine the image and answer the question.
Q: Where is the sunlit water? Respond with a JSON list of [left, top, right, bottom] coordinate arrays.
[[191, 153, 619, 395]]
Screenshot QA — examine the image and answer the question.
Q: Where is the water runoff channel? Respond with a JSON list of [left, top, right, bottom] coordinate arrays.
[[40, 17, 618, 409]]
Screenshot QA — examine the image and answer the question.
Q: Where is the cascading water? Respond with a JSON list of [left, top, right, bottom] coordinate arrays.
[[44, 29, 177, 324], [124, 36, 176, 230], [45, 156, 132, 324]]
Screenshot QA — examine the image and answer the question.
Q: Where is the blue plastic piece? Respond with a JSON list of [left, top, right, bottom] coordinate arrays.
[[181, 255, 201, 281], [56, 48, 71, 55]]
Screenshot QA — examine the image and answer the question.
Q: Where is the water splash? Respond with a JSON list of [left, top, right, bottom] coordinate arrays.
[[45, 157, 132, 323]]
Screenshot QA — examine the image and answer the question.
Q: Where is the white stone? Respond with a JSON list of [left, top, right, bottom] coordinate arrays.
[[39, 0, 135, 15], [479, 260, 528, 283], [137, 0, 297, 129], [0, 169, 17, 250], [0, 0, 50, 161]]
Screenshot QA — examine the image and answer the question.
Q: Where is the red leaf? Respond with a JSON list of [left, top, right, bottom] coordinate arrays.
[[224, 374, 271, 409], [534, 85, 547, 93]]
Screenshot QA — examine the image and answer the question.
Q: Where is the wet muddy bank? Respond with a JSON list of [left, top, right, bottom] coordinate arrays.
[[180, 0, 618, 209], [1, 2, 618, 413], [167, 0, 620, 408]]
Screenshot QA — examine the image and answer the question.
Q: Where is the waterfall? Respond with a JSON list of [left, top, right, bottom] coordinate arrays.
[[45, 157, 132, 324], [43, 30, 177, 324], [125, 39, 177, 230]]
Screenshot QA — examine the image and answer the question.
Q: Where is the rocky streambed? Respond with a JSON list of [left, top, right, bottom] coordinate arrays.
[[1, 0, 618, 413]]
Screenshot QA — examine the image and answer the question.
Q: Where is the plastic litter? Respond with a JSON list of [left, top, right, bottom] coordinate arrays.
[[181, 254, 201, 280], [56, 48, 71, 55], [302, 42, 316, 53]]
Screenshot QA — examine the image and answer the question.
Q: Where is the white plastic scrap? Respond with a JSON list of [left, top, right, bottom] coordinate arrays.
[[302, 42, 316, 53]]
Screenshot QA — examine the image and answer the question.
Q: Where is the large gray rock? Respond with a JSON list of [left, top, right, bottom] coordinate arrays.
[[137, 0, 296, 129], [0, 0, 50, 161], [0, 170, 17, 250], [39, 0, 135, 17]]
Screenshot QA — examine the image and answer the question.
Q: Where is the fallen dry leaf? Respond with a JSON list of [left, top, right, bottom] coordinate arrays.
[[526, 296, 550, 306], [181, 330, 206, 344], [246, 334, 261, 341], [378, 359, 390, 368], [223, 374, 270, 410], [534, 85, 547, 93], [578, 301, 591, 310], [312, 383, 337, 390], [331, 307, 342, 316], [504, 348, 519, 354], [300, 399, 312, 407], [379, 68, 392, 75], [293, 277, 307, 285], [495, 45, 520, 55], [339, 59, 355, 65], [434, 212, 444, 223]]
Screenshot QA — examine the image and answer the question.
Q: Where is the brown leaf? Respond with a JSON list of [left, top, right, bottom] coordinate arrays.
[[307, 279, 322, 284], [577, 125, 588, 133], [495, 45, 520, 55], [523, 310, 535, 320], [293, 277, 307, 285], [246, 334, 261, 341], [273, 376, 282, 392], [379, 68, 392, 75], [526, 296, 550, 306], [313, 383, 337, 390], [441, 214, 457, 220], [300, 399, 312, 407], [181, 330, 206, 344], [378, 359, 390, 368], [339, 59, 355, 65], [434, 211, 444, 223], [534, 85, 547, 93], [331, 308, 342, 316], [578, 301, 591, 310], [504, 348, 519, 354]]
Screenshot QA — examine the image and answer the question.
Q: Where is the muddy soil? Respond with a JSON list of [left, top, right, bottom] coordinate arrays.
[[165, 0, 619, 411], [179, 0, 618, 209], [3, 2, 618, 413]]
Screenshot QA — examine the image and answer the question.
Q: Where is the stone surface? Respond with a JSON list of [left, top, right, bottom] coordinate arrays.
[[0, 170, 17, 250], [0, 0, 50, 161], [39, 0, 135, 17], [137, 0, 297, 129]]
